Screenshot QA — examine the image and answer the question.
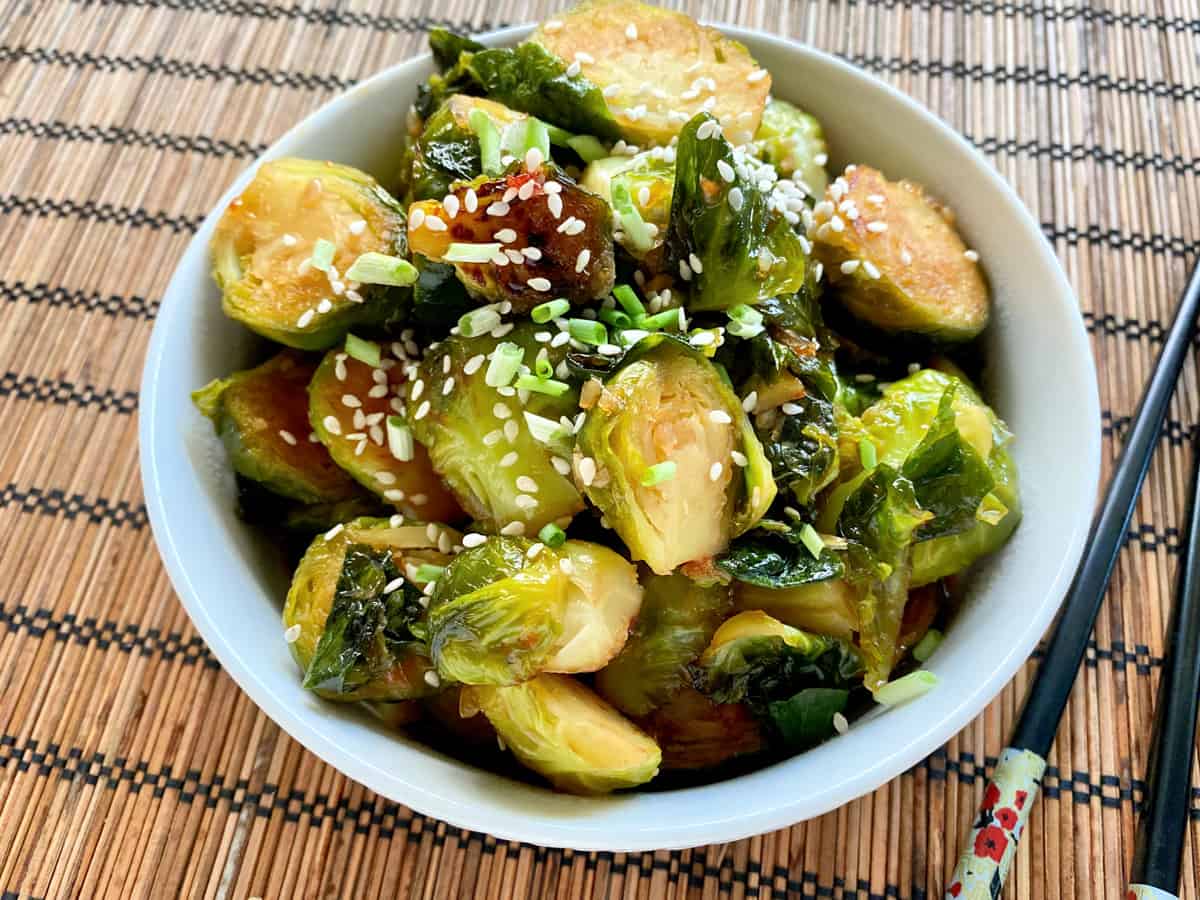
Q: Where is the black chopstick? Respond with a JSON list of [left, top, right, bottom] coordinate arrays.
[[1127, 433, 1200, 900], [946, 258, 1200, 897]]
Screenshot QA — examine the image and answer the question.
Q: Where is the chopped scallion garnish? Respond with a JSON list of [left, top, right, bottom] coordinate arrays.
[[523, 117, 550, 161], [387, 416, 414, 461], [523, 411, 569, 446], [726, 303, 765, 338], [976, 492, 1010, 526], [535, 356, 555, 379], [469, 108, 502, 175], [458, 306, 502, 337], [515, 374, 570, 397], [872, 670, 938, 707], [610, 181, 656, 252], [538, 522, 567, 548], [345, 334, 381, 367], [599, 308, 632, 329], [640, 461, 677, 486], [345, 252, 418, 286], [566, 134, 607, 163], [638, 308, 683, 331], [542, 120, 574, 147], [568, 318, 607, 346], [859, 438, 877, 470], [413, 563, 446, 583], [612, 284, 646, 318], [912, 629, 943, 663], [311, 238, 336, 272], [444, 242, 503, 263], [798, 523, 825, 559], [485, 342, 524, 387], [531, 298, 570, 323]]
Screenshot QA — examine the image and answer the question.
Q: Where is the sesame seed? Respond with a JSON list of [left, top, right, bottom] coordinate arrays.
[[578, 456, 597, 486], [908, 362, 921, 374], [840, 260, 861, 275], [515, 494, 538, 511], [603, 83, 620, 98], [867, 193, 885, 205], [855, 373, 877, 383], [297, 309, 315, 328], [901, 248, 913, 265], [324, 523, 344, 541], [866, 221, 888, 233], [598, 343, 622, 355], [525, 147, 544, 172], [833, 712, 849, 735], [575, 51, 595, 63], [551, 331, 571, 348], [638, 185, 651, 207], [717, 159, 735, 183], [679, 259, 692, 281], [322, 415, 341, 435], [284, 624, 301, 643], [575, 248, 591, 273], [463, 532, 487, 548], [742, 391, 758, 413], [493, 402, 512, 420], [709, 461, 723, 481], [781, 402, 804, 416], [728, 186, 744, 211], [353, 410, 366, 430], [965, 249, 980, 262], [465, 188, 478, 212], [424, 216, 447, 232], [625, 22, 638, 39], [500, 521, 526, 536], [414, 400, 431, 420], [544, 18, 563, 31], [486, 201, 510, 216], [411, 493, 427, 505], [409, 207, 426, 229], [547, 193, 563, 218], [863, 260, 881, 279], [566, 60, 582, 77], [442, 377, 455, 395], [505, 249, 524, 264], [424, 670, 441, 688], [552, 456, 571, 476], [317, 298, 333, 314], [281, 234, 298, 247], [527, 277, 552, 292], [410, 380, 425, 401], [709, 410, 732, 424], [746, 68, 768, 83], [341, 393, 361, 408], [731, 450, 749, 467], [491, 251, 510, 266], [483, 429, 503, 446], [688, 253, 703, 274], [829, 215, 845, 233], [464, 354, 486, 375], [504, 419, 519, 443], [309, 432, 320, 442], [689, 331, 715, 347], [526, 542, 545, 559], [278, 429, 297, 445], [518, 179, 536, 201], [376, 471, 396, 485], [522, 246, 542, 262]]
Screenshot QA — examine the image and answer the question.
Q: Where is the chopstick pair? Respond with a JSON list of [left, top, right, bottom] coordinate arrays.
[[946, 260, 1200, 900]]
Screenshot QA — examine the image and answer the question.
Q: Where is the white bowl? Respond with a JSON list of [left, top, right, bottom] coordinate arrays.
[[139, 24, 1100, 851]]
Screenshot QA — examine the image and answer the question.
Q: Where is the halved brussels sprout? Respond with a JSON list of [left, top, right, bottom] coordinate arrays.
[[637, 686, 764, 771], [576, 336, 775, 574], [408, 324, 584, 533], [234, 476, 385, 535], [211, 158, 408, 349], [733, 579, 859, 641], [464, 674, 661, 793], [533, 0, 769, 146], [407, 166, 615, 311], [427, 537, 642, 684], [595, 571, 731, 717], [423, 685, 498, 745], [409, 94, 528, 202], [283, 517, 460, 701], [811, 165, 989, 342], [751, 99, 829, 199], [192, 350, 362, 505], [362, 700, 424, 729], [581, 149, 674, 260], [308, 339, 462, 523]]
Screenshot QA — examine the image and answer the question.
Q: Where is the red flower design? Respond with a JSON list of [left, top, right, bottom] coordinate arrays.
[[994, 807, 1018, 830], [948, 882, 962, 897], [1014, 790, 1028, 810], [982, 782, 1001, 810], [973, 825, 1009, 863]]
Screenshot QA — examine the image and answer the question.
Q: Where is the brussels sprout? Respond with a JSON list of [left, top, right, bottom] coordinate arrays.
[[464, 674, 661, 793], [577, 336, 775, 574], [362, 700, 424, 729], [308, 338, 462, 523], [413, 29, 487, 121], [637, 686, 765, 771], [811, 165, 989, 342], [582, 149, 674, 260], [233, 476, 386, 535], [423, 685, 498, 745], [408, 95, 530, 202], [733, 579, 859, 641], [408, 324, 584, 533], [668, 114, 813, 312], [693, 610, 863, 709], [211, 158, 409, 349], [427, 537, 642, 684], [283, 517, 459, 701], [407, 166, 615, 311], [192, 350, 363, 505], [751, 99, 829, 198], [595, 572, 731, 717], [533, 0, 770, 146]]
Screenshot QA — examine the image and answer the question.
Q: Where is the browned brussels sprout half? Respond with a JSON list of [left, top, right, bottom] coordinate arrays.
[[211, 158, 412, 349], [637, 686, 765, 771], [308, 337, 462, 523], [576, 336, 775, 574], [283, 517, 460, 701], [192, 350, 362, 505], [464, 674, 661, 793], [409, 95, 529, 202], [811, 165, 990, 342], [407, 166, 615, 311]]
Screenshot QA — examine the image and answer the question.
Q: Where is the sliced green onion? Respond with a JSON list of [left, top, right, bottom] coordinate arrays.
[[638, 308, 683, 332], [458, 306, 502, 337], [912, 629, 944, 663], [641, 461, 677, 486], [566, 134, 607, 163], [387, 416, 414, 461], [798, 523, 825, 560], [598, 308, 632, 329], [523, 411, 569, 446], [873, 670, 938, 707], [619, 328, 650, 346], [976, 492, 1010, 526], [531, 298, 570, 324], [515, 374, 570, 397], [535, 356, 555, 379], [542, 121, 574, 147], [414, 563, 446, 583], [858, 438, 877, 470], [469, 108, 502, 175], [726, 303, 765, 338], [345, 334, 381, 367], [444, 242, 502, 263], [311, 238, 336, 272], [538, 522, 567, 548], [345, 252, 418, 287], [610, 181, 655, 252], [523, 117, 550, 160], [485, 342, 524, 387], [612, 284, 646, 318], [568, 318, 607, 346]]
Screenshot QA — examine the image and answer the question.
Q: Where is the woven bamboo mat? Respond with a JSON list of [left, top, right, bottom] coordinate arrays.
[[1, 0, 1198, 897]]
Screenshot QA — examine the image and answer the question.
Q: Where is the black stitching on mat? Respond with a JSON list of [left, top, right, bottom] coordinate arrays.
[[0, 372, 138, 414], [1102, 411, 1198, 447], [0, 280, 159, 320], [848, 0, 1200, 33], [0, 484, 147, 529]]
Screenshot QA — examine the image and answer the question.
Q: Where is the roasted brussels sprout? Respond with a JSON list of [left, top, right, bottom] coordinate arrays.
[[637, 686, 764, 771], [407, 165, 615, 311], [408, 324, 584, 533], [576, 336, 775, 574], [533, 0, 769, 146], [308, 338, 462, 522], [581, 149, 674, 260], [595, 571, 731, 717], [423, 685, 498, 745], [233, 476, 385, 535], [211, 158, 410, 349], [717, 519, 844, 588], [751, 99, 829, 199], [811, 165, 989, 342], [733, 579, 859, 641], [409, 94, 529, 202], [668, 114, 813, 312], [283, 517, 459, 701], [427, 537, 642, 684], [192, 350, 363, 505], [464, 674, 661, 793]]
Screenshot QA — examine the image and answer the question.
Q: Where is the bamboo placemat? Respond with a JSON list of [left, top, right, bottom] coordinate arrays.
[[1, 0, 1198, 897]]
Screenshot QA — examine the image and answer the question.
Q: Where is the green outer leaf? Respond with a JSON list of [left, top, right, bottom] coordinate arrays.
[[767, 687, 848, 751], [429, 28, 485, 69], [717, 519, 844, 588]]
